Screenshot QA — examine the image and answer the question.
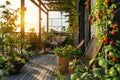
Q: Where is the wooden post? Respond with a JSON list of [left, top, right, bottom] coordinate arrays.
[[78, 0, 85, 54], [47, 12, 49, 33], [39, 3, 41, 44], [85, 1, 90, 48], [21, 0, 25, 37]]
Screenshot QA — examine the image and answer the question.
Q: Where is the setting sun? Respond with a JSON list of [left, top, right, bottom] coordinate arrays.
[[0, 0, 47, 33]]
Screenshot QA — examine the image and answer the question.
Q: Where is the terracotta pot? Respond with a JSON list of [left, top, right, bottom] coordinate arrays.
[[57, 56, 68, 75]]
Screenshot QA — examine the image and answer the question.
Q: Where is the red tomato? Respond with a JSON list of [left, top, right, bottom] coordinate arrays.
[[103, 9, 107, 14], [104, 37, 109, 42], [105, 0, 110, 4], [88, 15, 93, 21], [112, 57, 117, 62], [98, 14, 102, 19], [107, 53, 111, 59], [101, 39, 105, 44], [111, 30, 116, 35], [101, 37, 109, 44], [92, 17, 96, 22], [109, 40, 115, 45], [113, 23, 118, 29], [110, 8, 115, 13]]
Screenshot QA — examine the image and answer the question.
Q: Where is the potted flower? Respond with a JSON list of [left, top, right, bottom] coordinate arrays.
[[54, 46, 69, 74], [54, 45, 81, 74]]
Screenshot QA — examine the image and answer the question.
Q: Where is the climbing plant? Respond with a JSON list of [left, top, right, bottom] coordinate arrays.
[[70, 0, 120, 80], [85, 0, 120, 79], [45, 0, 78, 31]]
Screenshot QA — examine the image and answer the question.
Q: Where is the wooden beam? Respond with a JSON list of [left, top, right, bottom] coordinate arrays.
[[21, 0, 25, 37], [37, 0, 48, 11], [30, 0, 48, 14], [48, 8, 68, 11]]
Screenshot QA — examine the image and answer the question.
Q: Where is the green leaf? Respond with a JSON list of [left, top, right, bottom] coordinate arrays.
[[81, 72, 89, 78], [89, 58, 98, 66], [111, 4, 117, 9], [93, 68, 102, 77], [75, 65, 85, 72]]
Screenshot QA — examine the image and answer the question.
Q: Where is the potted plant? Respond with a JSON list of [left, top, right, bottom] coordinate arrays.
[[0, 1, 34, 75], [54, 46, 69, 74], [54, 45, 81, 74]]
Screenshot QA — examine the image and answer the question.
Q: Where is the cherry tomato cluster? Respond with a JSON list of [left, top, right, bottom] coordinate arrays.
[[87, 0, 119, 63], [87, 1, 118, 46], [107, 53, 117, 62]]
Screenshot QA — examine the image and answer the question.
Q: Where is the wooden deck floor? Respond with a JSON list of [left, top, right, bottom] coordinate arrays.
[[7, 54, 70, 80]]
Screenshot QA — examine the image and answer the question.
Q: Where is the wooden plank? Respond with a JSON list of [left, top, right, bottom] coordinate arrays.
[[7, 54, 58, 80], [37, 0, 48, 11]]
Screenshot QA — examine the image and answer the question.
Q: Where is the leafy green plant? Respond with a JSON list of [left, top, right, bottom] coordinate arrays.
[[0, 1, 32, 75], [54, 70, 65, 80], [26, 28, 39, 51], [54, 45, 81, 59]]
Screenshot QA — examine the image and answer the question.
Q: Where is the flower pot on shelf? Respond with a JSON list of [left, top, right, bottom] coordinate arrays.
[[57, 56, 68, 75]]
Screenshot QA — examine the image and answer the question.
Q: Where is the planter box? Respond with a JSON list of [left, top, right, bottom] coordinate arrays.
[[57, 56, 68, 75]]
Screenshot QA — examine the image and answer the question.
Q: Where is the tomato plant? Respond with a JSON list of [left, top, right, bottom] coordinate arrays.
[[74, 0, 120, 80]]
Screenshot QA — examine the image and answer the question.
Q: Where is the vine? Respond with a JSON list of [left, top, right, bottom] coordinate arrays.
[[71, 0, 120, 80], [85, 0, 120, 79]]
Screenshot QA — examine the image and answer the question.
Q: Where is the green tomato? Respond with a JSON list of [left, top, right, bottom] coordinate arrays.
[[76, 77, 81, 80], [115, 64, 120, 68], [116, 67, 120, 73], [112, 76, 120, 80], [98, 59, 106, 67], [71, 73, 78, 80], [106, 78, 112, 80], [115, 64, 120, 72], [105, 48, 109, 53], [109, 52, 114, 57], [109, 67, 118, 76]]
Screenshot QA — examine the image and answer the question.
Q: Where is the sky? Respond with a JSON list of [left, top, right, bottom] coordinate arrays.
[[0, 0, 68, 32]]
